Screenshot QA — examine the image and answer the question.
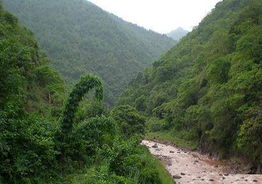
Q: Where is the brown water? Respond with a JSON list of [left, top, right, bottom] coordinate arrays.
[[142, 140, 262, 184]]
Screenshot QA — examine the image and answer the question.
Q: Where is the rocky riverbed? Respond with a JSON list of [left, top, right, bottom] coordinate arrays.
[[142, 140, 262, 184]]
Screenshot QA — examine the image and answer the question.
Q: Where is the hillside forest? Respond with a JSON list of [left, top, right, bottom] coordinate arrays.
[[120, 0, 262, 173], [0, 0, 262, 183], [2, 0, 175, 106]]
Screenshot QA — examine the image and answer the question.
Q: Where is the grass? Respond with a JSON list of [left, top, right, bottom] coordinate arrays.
[[35, 166, 95, 184], [62, 167, 95, 184], [151, 153, 175, 184], [54, 161, 174, 184], [146, 130, 198, 150]]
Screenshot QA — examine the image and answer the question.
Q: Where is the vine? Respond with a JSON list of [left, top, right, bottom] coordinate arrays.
[[60, 74, 103, 135]]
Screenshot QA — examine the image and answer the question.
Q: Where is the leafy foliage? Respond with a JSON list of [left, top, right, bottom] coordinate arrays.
[[60, 74, 103, 135], [93, 138, 164, 184], [55, 75, 170, 184], [0, 2, 173, 184], [112, 105, 146, 138], [120, 0, 262, 172], [70, 117, 117, 160], [0, 3, 65, 182], [2, 0, 175, 105], [0, 106, 58, 183]]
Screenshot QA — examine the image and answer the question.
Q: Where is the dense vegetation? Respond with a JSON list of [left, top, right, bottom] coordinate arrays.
[[0, 3, 173, 183], [120, 0, 262, 172], [2, 0, 261, 183], [0, 2, 65, 182], [2, 0, 175, 106]]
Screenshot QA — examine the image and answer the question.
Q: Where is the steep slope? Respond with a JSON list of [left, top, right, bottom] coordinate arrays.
[[0, 4, 173, 184], [2, 0, 175, 105], [0, 2, 65, 182], [120, 0, 262, 171], [167, 27, 188, 41], [0, 3, 65, 115]]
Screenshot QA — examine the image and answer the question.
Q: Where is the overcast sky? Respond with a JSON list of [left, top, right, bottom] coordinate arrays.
[[88, 0, 222, 33]]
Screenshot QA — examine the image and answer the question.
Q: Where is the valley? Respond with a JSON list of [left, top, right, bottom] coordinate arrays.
[[0, 0, 261, 183]]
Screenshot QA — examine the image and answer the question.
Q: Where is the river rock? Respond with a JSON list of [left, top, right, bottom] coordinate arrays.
[[152, 144, 158, 148], [173, 175, 182, 179]]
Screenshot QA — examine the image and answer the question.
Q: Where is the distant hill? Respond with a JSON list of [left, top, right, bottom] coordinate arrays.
[[2, 0, 175, 105], [167, 27, 188, 41]]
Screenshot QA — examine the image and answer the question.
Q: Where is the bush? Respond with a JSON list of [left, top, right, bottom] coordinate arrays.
[[237, 108, 262, 172], [98, 138, 162, 184], [60, 74, 103, 136], [0, 105, 57, 183], [139, 168, 161, 184], [75, 101, 108, 122], [84, 165, 135, 184], [112, 105, 145, 138], [146, 117, 165, 132], [71, 117, 117, 159], [56, 74, 103, 157]]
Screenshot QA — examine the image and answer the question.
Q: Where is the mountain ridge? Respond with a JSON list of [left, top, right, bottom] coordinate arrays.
[[167, 27, 188, 41]]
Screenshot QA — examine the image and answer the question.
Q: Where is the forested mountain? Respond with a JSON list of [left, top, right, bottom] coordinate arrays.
[[0, 2, 173, 183], [167, 27, 188, 41], [2, 0, 175, 105], [120, 0, 262, 172]]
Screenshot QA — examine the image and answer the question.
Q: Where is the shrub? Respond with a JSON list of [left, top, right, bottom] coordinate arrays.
[[0, 105, 57, 183], [112, 105, 145, 138], [60, 74, 103, 135], [56, 74, 103, 157], [71, 117, 117, 159], [98, 138, 162, 184]]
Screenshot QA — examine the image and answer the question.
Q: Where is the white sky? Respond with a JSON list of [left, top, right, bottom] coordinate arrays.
[[88, 0, 222, 33]]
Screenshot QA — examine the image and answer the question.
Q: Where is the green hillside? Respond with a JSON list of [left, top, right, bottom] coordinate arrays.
[[0, 1, 65, 182], [120, 0, 262, 172], [0, 1, 65, 116], [0, 2, 173, 183], [2, 0, 175, 105]]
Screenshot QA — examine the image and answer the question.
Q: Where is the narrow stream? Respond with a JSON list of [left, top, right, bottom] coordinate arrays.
[[142, 140, 262, 184]]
